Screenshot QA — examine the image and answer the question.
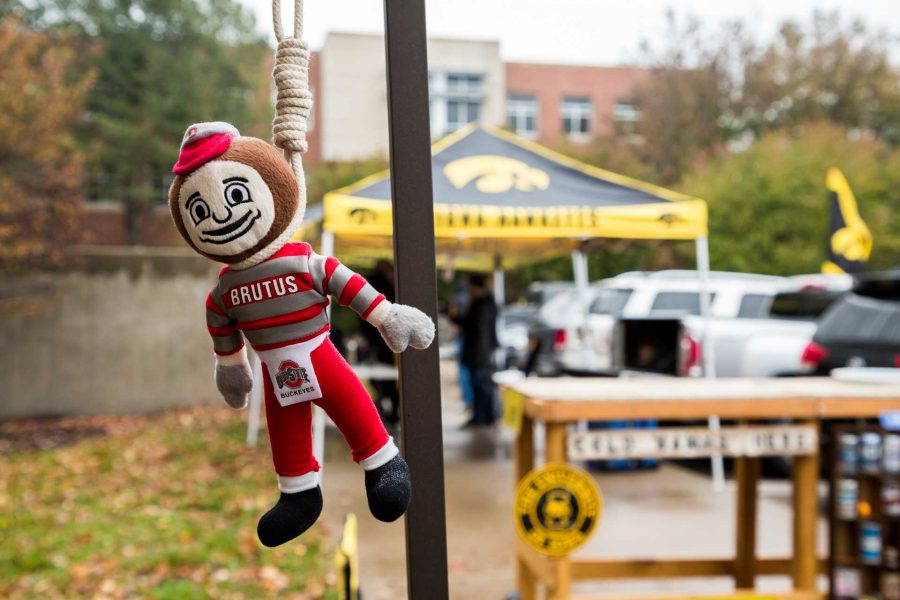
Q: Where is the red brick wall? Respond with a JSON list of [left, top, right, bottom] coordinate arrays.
[[505, 62, 649, 148], [78, 204, 129, 246], [79, 204, 181, 247], [305, 51, 322, 166]]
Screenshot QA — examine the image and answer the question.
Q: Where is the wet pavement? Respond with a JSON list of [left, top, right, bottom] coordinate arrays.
[[319, 362, 828, 599]]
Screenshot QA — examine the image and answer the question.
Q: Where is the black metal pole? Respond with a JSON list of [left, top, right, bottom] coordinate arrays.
[[382, 2, 450, 599]]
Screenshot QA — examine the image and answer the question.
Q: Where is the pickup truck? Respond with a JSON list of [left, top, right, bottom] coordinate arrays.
[[560, 270, 787, 376], [617, 286, 848, 378], [564, 270, 849, 378]]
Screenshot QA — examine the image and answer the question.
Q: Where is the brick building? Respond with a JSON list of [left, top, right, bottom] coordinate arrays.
[[82, 32, 649, 245], [504, 62, 646, 148], [304, 32, 648, 164]]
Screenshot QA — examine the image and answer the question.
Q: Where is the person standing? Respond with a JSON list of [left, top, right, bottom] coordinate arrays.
[[448, 278, 474, 410], [363, 260, 401, 424], [459, 274, 499, 427]]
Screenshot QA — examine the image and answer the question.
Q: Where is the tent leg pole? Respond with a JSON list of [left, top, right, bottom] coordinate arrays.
[[493, 254, 505, 306], [320, 229, 335, 259], [571, 248, 589, 300], [312, 229, 336, 476], [493, 255, 505, 373], [246, 352, 263, 448], [571, 246, 590, 429], [696, 235, 724, 490]]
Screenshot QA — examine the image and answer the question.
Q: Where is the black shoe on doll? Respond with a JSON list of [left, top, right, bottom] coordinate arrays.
[[365, 455, 411, 522], [256, 486, 323, 547]]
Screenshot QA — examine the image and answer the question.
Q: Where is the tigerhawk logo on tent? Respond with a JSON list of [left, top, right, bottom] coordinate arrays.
[[444, 155, 550, 194]]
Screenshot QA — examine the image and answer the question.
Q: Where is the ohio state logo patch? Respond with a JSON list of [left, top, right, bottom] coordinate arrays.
[[276, 360, 310, 390]]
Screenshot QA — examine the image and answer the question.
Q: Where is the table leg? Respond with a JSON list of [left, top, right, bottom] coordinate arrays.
[[734, 455, 760, 587], [548, 558, 571, 600], [515, 414, 536, 600], [546, 422, 566, 464], [516, 414, 535, 481], [545, 422, 570, 598], [792, 421, 820, 590]]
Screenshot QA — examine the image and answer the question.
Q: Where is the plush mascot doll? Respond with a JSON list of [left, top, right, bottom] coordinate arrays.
[[168, 122, 435, 547]]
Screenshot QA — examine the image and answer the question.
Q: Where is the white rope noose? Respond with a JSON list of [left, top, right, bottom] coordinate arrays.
[[234, 0, 312, 271], [272, 0, 311, 221]]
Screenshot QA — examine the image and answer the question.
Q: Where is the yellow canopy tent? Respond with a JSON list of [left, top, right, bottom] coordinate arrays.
[[304, 124, 708, 274], [304, 125, 720, 480]]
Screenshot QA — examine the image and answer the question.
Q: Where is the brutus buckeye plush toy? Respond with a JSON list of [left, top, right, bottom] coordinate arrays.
[[168, 122, 434, 547]]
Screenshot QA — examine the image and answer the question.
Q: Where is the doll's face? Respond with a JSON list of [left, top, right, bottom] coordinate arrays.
[[176, 160, 276, 257], [169, 136, 298, 265]]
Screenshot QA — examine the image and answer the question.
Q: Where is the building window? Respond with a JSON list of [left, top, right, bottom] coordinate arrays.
[[613, 100, 642, 143], [506, 94, 538, 138], [561, 97, 592, 139], [447, 100, 480, 132], [613, 101, 641, 123], [429, 71, 485, 137], [446, 73, 482, 94]]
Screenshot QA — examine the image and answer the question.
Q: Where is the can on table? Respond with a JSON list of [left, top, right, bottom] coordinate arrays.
[[884, 571, 900, 600], [885, 434, 900, 474], [837, 478, 860, 519], [861, 520, 882, 564], [834, 566, 862, 597], [839, 433, 859, 474], [861, 432, 882, 473], [884, 480, 900, 517]]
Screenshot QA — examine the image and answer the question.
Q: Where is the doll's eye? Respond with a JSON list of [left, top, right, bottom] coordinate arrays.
[[187, 196, 211, 226], [224, 179, 252, 206]]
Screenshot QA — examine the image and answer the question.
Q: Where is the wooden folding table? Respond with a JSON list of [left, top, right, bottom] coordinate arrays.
[[502, 377, 900, 600]]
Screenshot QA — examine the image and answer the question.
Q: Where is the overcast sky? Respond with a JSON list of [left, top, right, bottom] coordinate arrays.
[[244, 0, 898, 65]]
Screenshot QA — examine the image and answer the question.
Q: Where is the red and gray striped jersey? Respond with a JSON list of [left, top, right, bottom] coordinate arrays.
[[204, 242, 386, 356]]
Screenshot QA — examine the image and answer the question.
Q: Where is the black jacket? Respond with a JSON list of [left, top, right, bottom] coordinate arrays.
[[460, 295, 498, 367]]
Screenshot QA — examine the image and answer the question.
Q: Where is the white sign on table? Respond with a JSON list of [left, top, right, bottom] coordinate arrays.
[[567, 425, 818, 461]]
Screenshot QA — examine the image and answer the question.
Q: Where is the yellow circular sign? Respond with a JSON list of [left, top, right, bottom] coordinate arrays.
[[514, 463, 602, 557]]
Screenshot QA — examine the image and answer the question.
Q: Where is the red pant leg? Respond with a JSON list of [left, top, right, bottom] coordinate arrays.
[[311, 339, 390, 463], [262, 361, 319, 477]]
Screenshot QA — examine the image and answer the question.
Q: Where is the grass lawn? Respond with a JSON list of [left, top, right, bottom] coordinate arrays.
[[0, 407, 336, 599]]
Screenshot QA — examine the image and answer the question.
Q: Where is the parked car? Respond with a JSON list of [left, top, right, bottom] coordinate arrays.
[[801, 271, 900, 374], [735, 282, 849, 377], [497, 305, 534, 369], [523, 281, 575, 308], [523, 284, 596, 376], [562, 270, 787, 376], [686, 274, 851, 377]]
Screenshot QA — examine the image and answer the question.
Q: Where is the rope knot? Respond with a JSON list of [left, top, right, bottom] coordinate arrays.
[[272, 37, 312, 155]]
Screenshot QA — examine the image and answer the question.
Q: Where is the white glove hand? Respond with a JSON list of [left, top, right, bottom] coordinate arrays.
[[377, 303, 436, 353]]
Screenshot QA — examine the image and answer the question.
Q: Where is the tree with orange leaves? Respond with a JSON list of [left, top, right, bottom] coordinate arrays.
[[0, 18, 94, 270]]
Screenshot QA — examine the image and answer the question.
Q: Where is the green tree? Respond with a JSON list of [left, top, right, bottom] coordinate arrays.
[[17, 0, 273, 243], [681, 122, 900, 275], [564, 135, 660, 186], [306, 156, 387, 208]]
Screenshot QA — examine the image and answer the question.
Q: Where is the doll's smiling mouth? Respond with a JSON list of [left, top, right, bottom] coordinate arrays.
[[200, 210, 261, 244]]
